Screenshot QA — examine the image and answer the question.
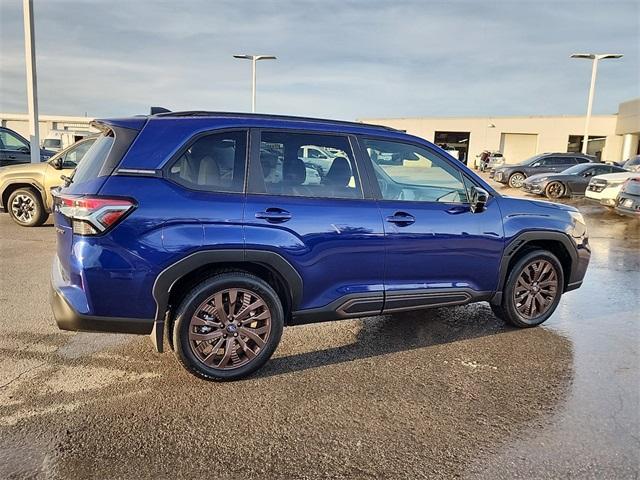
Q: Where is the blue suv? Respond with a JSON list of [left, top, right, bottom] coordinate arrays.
[[50, 111, 591, 380]]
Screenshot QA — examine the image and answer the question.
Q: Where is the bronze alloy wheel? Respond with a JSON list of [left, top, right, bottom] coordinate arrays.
[[513, 259, 558, 320], [545, 181, 565, 199], [188, 288, 272, 370]]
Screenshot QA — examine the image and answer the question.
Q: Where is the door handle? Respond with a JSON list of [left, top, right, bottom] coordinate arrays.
[[446, 205, 469, 215], [255, 208, 292, 222], [7, 155, 16, 159], [385, 211, 415, 226]]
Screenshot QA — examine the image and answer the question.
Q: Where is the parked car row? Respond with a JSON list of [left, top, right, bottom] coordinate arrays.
[[487, 151, 639, 217]]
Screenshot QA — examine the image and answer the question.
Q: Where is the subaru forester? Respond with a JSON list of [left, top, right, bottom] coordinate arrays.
[[50, 111, 590, 381]]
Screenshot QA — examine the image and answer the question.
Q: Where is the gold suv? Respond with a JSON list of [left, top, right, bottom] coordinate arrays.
[[0, 136, 95, 226]]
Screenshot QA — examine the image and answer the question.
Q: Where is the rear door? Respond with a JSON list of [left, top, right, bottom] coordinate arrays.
[[358, 136, 504, 311], [555, 157, 577, 172], [244, 129, 385, 317]]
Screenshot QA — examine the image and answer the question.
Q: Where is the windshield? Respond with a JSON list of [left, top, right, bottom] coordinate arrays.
[[623, 156, 640, 171], [43, 139, 61, 149], [559, 164, 588, 175], [71, 133, 114, 184]]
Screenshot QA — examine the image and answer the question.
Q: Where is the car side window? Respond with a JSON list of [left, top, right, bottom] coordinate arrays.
[[256, 131, 361, 199], [362, 138, 468, 204], [62, 141, 92, 168], [0, 130, 28, 151], [167, 130, 247, 193]]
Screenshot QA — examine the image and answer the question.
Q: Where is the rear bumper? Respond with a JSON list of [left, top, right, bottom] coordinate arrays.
[[50, 255, 153, 335], [615, 194, 640, 217]]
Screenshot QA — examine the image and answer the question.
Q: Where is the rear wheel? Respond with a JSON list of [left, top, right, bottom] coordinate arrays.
[[7, 188, 47, 227], [545, 181, 565, 199], [492, 249, 564, 328], [173, 272, 284, 381], [508, 172, 526, 188]]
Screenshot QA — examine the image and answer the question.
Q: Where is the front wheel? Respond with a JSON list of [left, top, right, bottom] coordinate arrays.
[[7, 188, 48, 227], [508, 172, 526, 188], [545, 181, 565, 199], [173, 272, 284, 381], [492, 249, 564, 328]]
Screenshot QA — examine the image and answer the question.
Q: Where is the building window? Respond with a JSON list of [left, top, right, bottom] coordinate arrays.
[[568, 135, 606, 159], [433, 131, 470, 164]]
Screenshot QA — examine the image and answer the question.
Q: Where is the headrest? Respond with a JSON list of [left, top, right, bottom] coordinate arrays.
[[324, 157, 351, 186]]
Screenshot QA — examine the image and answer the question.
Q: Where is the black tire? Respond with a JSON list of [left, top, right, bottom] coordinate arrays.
[[508, 172, 526, 189], [172, 271, 284, 381], [491, 249, 564, 328], [7, 187, 47, 227], [545, 181, 565, 199]]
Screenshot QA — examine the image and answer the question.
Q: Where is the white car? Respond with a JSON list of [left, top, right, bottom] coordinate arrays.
[[586, 171, 640, 207]]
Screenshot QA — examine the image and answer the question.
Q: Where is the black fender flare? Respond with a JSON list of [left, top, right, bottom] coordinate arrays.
[[1, 178, 47, 211], [149, 249, 303, 352], [492, 230, 578, 304]]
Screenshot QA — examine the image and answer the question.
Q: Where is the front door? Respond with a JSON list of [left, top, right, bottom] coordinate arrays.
[[359, 137, 504, 312], [244, 130, 385, 317], [0, 128, 31, 166]]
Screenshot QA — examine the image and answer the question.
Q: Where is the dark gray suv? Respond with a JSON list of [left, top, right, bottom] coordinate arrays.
[[491, 153, 596, 188]]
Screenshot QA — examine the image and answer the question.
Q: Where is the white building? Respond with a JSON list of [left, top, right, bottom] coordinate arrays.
[[362, 98, 640, 164], [0, 112, 96, 149]]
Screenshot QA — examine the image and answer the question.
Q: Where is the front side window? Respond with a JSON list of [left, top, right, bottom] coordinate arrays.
[[168, 131, 247, 192], [363, 138, 468, 203], [0, 130, 29, 151], [62, 139, 94, 168], [257, 132, 361, 199]]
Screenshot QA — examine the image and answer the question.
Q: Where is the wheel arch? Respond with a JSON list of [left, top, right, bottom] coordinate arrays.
[[1, 180, 46, 212], [150, 249, 303, 352], [492, 231, 576, 305]]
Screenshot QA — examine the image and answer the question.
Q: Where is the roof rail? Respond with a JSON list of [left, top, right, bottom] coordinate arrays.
[[152, 110, 401, 132]]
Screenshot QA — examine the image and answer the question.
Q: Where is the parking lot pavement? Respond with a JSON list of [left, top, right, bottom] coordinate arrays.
[[0, 189, 638, 479]]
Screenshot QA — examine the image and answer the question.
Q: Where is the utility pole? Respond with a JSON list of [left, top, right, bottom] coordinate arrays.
[[23, 0, 40, 163]]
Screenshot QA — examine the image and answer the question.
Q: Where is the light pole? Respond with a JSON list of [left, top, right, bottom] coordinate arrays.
[[571, 53, 623, 154], [233, 54, 277, 112], [22, 0, 40, 163]]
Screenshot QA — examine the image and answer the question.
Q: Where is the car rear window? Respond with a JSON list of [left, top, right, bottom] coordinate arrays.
[[71, 133, 115, 184], [71, 124, 139, 184]]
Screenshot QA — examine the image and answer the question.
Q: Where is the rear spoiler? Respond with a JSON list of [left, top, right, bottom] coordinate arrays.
[[150, 106, 171, 115]]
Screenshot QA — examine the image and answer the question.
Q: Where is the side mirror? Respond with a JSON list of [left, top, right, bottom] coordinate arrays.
[[583, 171, 593, 177], [18, 145, 30, 153], [51, 157, 63, 170], [470, 186, 489, 213]]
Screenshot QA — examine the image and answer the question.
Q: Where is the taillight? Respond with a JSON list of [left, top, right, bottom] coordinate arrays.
[[54, 193, 136, 235]]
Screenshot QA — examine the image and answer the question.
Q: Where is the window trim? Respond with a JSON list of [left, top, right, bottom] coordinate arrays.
[[162, 128, 249, 195], [355, 134, 480, 205], [246, 128, 372, 201]]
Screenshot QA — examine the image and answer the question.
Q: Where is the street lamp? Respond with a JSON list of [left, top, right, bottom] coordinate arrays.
[[233, 54, 277, 113], [570, 53, 623, 154]]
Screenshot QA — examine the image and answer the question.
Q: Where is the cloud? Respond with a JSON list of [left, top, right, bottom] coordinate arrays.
[[0, 0, 638, 119]]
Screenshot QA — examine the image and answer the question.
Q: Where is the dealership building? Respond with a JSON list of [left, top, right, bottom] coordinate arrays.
[[2, 97, 639, 163], [362, 98, 640, 165]]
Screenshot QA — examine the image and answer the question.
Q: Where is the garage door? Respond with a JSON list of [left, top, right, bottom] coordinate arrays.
[[500, 133, 538, 164]]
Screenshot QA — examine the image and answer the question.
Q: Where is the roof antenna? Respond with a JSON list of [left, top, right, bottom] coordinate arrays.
[[150, 106, 171, 115]]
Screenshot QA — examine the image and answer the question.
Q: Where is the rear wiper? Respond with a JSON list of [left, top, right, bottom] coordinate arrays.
[[60, 174, 73, 187]]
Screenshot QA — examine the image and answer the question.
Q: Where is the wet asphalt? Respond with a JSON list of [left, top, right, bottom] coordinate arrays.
[[0, 179, 638, 479]]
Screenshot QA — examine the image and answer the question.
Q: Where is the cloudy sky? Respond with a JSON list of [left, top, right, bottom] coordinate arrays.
[[0, 0, 638, 120]]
